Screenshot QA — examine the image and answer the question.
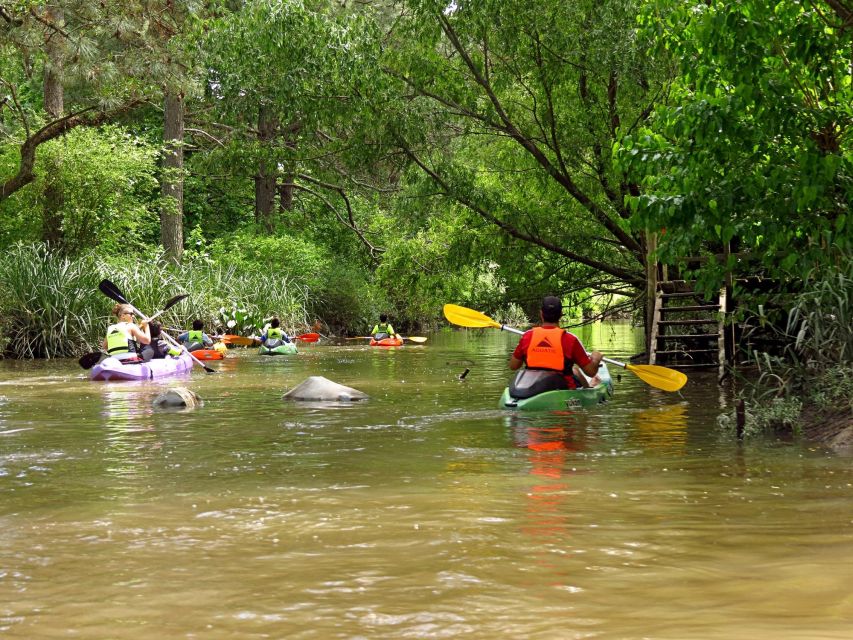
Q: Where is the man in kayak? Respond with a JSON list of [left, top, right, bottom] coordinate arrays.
[[508, 296, 603, 388], [103, 303, 151, 362], [178, 320, 214, 352], [261, 317, 291, 348], [371, 314, 397, 341]]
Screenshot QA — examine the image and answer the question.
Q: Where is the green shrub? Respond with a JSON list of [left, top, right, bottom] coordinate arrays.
[[723, 260, 853, 436]]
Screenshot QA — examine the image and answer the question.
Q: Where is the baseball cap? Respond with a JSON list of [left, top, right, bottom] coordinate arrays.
[[541, 295, 562, 315]]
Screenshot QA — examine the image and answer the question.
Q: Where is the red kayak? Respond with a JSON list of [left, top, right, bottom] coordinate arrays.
[[370, 337, 403, 347]]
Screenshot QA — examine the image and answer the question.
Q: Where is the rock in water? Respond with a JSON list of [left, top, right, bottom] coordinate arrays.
[[153, 387, 203, 409], [282, 376, 368, 402]]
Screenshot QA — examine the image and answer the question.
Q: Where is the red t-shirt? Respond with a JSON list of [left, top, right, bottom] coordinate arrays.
[[512, 327, 592, 373]]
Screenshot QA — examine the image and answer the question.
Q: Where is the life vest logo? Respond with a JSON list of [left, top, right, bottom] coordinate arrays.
[[531, 337, 555, 350]]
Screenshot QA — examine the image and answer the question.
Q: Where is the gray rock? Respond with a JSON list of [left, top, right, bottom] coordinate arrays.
[[153, 387, 203, 410], [282, 376, 368, 402]]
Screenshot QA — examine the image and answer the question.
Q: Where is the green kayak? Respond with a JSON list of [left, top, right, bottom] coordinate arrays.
[[258, 342, 298, 356], [499, 364, 613, 410]]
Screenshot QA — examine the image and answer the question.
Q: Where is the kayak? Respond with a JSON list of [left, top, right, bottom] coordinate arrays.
[[258, 342, 298, 356], [499, 364, 613, 410], [191, 349, 225, 361], [370, 337, 403, 347], [91, 352, 195, 382]]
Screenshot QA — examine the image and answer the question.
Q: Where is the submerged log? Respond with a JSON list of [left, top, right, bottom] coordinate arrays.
[[282, 376, 368, 402]]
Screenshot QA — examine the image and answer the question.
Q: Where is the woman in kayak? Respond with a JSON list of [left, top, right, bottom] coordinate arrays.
[[103, 303, 151, 362], [261, 317, 291, 348], [508, 295, 603, 389]]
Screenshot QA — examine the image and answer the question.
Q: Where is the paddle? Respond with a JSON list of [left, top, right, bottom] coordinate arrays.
[[78, 351, 106, 370], [211, 332, 317, 346], [98, 280, 216, 374], [442, 303, 687, 392], [294, 333, 320, 342], [78, 294, 189, 370], [344, 335, 427, 343]]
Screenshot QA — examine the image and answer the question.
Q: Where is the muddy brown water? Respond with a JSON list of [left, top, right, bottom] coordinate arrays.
[[1, 324, 852, 638]]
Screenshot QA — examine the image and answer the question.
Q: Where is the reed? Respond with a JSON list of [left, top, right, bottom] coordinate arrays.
[[0, 245, 105, 358], [727, 261, 853, 435], [0, 244, 311, 359]]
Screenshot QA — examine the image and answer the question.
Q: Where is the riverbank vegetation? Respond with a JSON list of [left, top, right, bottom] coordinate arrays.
[[0, 1, 850, 432]]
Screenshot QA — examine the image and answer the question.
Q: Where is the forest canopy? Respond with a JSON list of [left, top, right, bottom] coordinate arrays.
[[0, 0, 850, 347]]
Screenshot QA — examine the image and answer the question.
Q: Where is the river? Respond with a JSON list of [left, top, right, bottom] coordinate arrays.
[[1, 324, 851, 638]]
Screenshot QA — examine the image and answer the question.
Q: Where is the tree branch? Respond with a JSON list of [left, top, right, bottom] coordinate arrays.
[[292, 174, 385, 260], [400, 140, 644, 286], [1, 100, 142, 201], [436, 12, 644, 257]]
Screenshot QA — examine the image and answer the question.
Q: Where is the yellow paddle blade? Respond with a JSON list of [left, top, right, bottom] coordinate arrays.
[[625, 363, 687, 392], [403, 336, 428, 343], [443, 304, 502, 329]]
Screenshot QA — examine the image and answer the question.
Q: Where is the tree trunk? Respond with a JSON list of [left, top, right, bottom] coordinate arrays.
[[254, 105, 278, 233], [41, 4, 65, 249], [278, 123, 300, 213], [160, 91, 185, 264]]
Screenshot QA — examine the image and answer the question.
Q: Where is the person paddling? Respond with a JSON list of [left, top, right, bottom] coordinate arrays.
[[178, 320, 213, 352], [261, 317, 290, 348], [103, 303, 151, 362], [371, 313, 397, 341], [508, 296, 603, 389]]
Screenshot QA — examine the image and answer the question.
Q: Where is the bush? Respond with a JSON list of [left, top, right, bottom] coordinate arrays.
[[721, 260, 853, 436]]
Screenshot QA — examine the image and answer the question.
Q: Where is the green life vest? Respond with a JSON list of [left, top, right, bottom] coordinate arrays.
[[188, 330, 204, 344], [372, 323, 393, 336], [106, 323, 135, 355], [267, 327, 283, 340]]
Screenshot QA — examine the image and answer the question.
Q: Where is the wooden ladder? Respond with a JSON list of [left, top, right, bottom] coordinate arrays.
[[649, 282, 727, 381]]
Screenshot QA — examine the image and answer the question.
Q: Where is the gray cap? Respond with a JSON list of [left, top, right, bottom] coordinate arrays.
[[541, 295, 562, 315]]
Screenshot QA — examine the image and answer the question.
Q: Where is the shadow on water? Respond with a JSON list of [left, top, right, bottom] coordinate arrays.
[[1, 324, 852, 639]]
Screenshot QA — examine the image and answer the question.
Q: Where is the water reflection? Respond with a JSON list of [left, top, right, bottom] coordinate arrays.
[[100, 387, 163, 479], [630, 403, 689, 453]]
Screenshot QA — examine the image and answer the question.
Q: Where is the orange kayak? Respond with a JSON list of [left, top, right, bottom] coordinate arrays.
[[369, 337, 403, 347], [191, 349, 225, 360]]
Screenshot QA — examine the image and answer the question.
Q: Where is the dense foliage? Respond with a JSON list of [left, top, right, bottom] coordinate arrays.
[[0, 0, 850, 390], [620, 0, 852, 293]]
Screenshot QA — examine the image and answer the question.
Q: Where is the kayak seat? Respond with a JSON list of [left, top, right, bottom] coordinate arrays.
[[509, 369, 568, 399]]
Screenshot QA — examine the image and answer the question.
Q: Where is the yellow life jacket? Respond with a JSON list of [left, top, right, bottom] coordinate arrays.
[[106, 323, 137, 357]]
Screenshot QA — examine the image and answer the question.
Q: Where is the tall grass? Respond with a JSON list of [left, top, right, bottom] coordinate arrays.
[[0, 245, 104, 358], [721, 260, 853, 436], [0, 244, 310, 359]]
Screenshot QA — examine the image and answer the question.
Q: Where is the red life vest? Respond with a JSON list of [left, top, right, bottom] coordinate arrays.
[[526, 327, 565, 371]]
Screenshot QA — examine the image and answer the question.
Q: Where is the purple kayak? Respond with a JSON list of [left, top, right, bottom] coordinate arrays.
[[90, 352, 195, 381]]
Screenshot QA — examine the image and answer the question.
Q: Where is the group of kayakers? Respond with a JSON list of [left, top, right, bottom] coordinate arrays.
[[104, 303, 293, 364], [104, 296, 602, 388]]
